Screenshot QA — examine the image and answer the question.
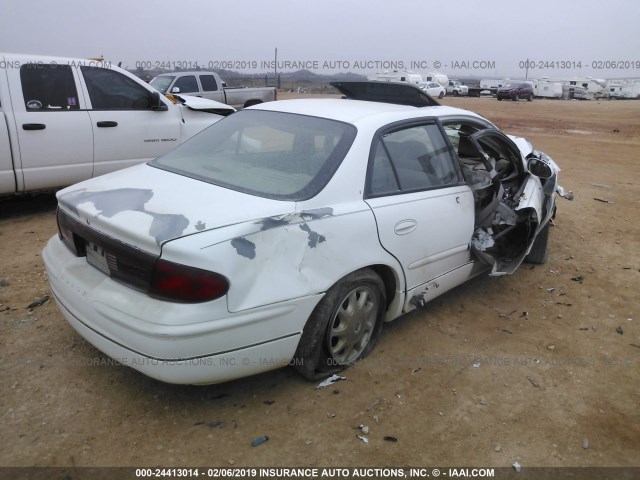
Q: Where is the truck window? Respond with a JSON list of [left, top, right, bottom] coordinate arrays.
[[199, 75, 219, 92], [20, 64, 80, 111], [81, 66, 153, 110], [173, 75, 198, 94]]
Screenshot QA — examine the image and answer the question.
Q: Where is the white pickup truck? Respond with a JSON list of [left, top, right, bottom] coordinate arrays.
[[150, 71, 277, 109], [0, 54, 235, 196]]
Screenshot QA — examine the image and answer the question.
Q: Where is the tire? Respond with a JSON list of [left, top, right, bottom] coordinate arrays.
[[527, 94, 533, 102], [439, 91, 445, 98], [293, 269, 386, 380], [453, 90, 459, 97], [497, 96, 503, 101], [525, 222, 550, 264], [513, 94, 520, 101]]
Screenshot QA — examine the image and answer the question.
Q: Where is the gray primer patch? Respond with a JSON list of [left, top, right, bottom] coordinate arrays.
[[256, 216, 291, 231], [59, 188, 190, 245], [231, 237, 256, 259], [299, 224, 326, 248], [300, 207, 334, 221]]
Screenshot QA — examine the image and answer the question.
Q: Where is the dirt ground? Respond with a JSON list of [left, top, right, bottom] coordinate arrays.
[[1, 95, 639, 472]]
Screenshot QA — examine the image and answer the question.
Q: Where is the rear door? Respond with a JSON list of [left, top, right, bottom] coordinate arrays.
[[364, 120, 475, 300], [7, 62, 93, 192], [79, 66, 181, 177], [198, 74, 225, 103]]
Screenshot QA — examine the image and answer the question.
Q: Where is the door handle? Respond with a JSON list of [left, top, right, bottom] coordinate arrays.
[[97, 121, 118, 128], [394, 219, 417, 235], [22, 123, 46, 130]]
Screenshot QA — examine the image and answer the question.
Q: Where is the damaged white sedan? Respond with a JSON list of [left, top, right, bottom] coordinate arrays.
[[43, 82, 570, 384]]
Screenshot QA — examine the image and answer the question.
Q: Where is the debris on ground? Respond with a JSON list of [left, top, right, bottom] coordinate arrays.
[[593, 197, 615, 204], [513, 461, 521, 473], [327, 412, 336, 418], [316, 374, 346, 389], [557, 186, 574, 200], [263, 400, 275, 405], [207, 420, 224, 428], [571, 275, 585, 283], [251, 435, 269, 447], [366, 399, 380, 411], [527, 376, 541, 388], [592, 183, 611, 189], [27, 295, 49, 309], [0, 279, 9, 287], [357, 435, 369, 444], [616, 327, 624, 335], [583, 438, 590, 449], [494, 444, 502, 452], [384, 436, 398, 443]]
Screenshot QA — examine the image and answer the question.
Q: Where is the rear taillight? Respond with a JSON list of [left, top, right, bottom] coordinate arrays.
[[149, 259, 229, 303]]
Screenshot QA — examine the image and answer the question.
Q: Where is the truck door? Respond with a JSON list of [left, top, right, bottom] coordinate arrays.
[[8, 62, 93, 192], [364, 121, 475, 307], [79, 66, 181, 177], [198, 74, 225, 103]]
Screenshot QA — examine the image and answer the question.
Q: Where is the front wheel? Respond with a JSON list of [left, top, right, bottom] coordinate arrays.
[[513, 94, 520, 101], [527, 94, 533, 102], [525, 222, 550, 264], [293, 269, 386, 380]]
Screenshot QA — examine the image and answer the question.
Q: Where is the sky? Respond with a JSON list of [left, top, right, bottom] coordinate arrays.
[[1, 0, 639, 79]]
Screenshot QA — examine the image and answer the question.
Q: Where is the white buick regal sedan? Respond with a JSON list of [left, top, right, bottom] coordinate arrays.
[[43, 82, 568, 385]]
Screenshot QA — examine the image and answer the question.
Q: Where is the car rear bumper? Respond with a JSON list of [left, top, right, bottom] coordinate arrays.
[[43, 235, 321, 384]]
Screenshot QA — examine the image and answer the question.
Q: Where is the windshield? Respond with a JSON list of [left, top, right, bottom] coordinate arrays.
[[149, 76, 175, 94], [151, 110, 357, 201]]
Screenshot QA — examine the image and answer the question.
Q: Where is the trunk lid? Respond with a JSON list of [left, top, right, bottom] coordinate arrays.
[[57, 163, 295, 255]]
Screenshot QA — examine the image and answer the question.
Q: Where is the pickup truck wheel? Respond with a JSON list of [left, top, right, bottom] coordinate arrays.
[[497, 97, 503, 101], [525, 222, 550, 264], [293, 269, 385, 380], [453, 90, 459, 97]]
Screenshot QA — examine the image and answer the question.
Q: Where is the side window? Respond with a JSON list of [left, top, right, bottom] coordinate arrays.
[[368, 123, 459, 196], [174, 75, 199, 94], [20, 64, 80, 111], [81, 66, 152, 110], [200, 75, 218, 92]]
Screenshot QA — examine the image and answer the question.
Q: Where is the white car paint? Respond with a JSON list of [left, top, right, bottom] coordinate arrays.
[[43, 93, 563, 385]]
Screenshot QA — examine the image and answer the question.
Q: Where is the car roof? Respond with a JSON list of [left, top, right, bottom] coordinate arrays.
[[249, 98, 487, 127]]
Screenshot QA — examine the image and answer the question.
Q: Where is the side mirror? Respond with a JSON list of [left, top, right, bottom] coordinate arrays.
[[151, 91, 168, 111], [528, 156, 553, 178], [171, 87, 181, 93]]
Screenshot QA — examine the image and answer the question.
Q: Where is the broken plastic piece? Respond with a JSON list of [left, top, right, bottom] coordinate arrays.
[[513, 462, 521, 473], [316, 374, 346, 389], [357, 435, 369, 444], [251, 435, 269, 447], [27, 295, 49, 309], [556, 185, 574, 200]]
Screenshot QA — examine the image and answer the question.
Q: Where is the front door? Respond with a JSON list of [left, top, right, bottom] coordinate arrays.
[[364, 121, 475, 307], [79, 66, 181, 177]]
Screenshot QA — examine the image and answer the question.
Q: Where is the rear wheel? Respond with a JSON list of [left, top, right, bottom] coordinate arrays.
[[525, 222, 550, 264], [453, 90, 459, 97], [527, 94, 533, 102], [513, 94, 520, 101], [439, 91, 445, 98], [293, 269, 386, 380]]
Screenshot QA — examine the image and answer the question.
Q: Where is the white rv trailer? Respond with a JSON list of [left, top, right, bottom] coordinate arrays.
[[556, 78, 608, 99], [422, 71, 449, 86], [608, 79, 640, 99], [367, 70, 423, 85], [532, 79, 563, 98]]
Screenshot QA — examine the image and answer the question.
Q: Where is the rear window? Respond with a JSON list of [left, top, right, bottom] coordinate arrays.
[[151, 110, 357, 201]]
